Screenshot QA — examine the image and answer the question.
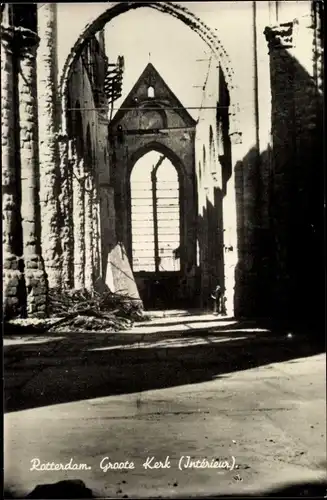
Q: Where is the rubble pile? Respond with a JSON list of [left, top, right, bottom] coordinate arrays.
[[47, 288, 145, 333], [4, 289, 147, 335]]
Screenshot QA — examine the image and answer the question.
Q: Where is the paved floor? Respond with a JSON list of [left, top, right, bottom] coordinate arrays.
[[4, 313, 327, 498]]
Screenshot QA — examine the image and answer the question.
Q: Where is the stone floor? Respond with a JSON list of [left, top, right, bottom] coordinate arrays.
[[4, 312, 327, 498]]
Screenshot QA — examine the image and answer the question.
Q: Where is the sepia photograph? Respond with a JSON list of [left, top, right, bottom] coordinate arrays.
[[2, 1, 326, 498]]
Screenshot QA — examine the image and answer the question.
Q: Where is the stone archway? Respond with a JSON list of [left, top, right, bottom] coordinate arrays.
[[125, 141, 189, 263], [55, 2, 243, 312], [58, 1, 242, 142], [112, 126, 198, 308]]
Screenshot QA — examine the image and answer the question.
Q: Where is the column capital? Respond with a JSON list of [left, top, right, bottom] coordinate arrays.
[[264, 20, 298, 53], [13, 26, 40, 58]]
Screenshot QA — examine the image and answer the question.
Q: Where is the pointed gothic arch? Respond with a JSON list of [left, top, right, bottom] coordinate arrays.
[[125, 141, 187, 261], [130, 151, 181, 274], [59, 1, 242, 141]]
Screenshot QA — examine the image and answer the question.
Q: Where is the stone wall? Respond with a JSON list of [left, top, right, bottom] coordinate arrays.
[[195, 60, 238, 314], [264, 7, 324, 323], [195, 60, 219, 309]]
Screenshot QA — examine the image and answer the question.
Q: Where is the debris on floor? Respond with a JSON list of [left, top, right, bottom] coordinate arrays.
[[4, 288, 149, 335]]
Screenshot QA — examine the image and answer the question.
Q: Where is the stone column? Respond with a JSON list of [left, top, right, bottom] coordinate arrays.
[[37, 3, 62, 289], [84, 173, 94, 291], [2, 25, 26, 317], [266, 13, 323, 321], [232, 5, 261, 318], [264, 20, 298, 317], [58, 134, 74, 288], [17, 28, 48, 316], [224, 133, 242, 317], [92, 181, 101, 280], [73, 157, 86, 289], [251, 2, 274, 316]]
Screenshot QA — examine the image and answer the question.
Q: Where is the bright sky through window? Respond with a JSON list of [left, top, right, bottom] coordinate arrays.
[[131, 151, 180, 273]]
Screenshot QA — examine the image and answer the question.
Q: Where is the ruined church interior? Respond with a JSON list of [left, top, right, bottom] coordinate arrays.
[[3, 2, 326, 498], [2, 1, 324, 324]]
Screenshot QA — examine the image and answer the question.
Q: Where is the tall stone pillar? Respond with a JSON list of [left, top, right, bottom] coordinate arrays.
[[265, 19, 313, 320], [92, 184, 101, 280], [265, 13, 323, 322], [251, 2, 275, 316], [2, 25, 26, 317], [224, 132, 242, 317], [58, 134, 74, 288], [232, 4, 261, 318], [37, 3, 62, 289], [84, 174, 94, 290], [73, 157, 86, 289], [17, 28, 48, 316]]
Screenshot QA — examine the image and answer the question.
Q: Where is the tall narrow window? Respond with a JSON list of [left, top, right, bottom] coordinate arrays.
[[130, 151, 180, 273], [156, 160, 180, 271], [131, 157, 155, 272]]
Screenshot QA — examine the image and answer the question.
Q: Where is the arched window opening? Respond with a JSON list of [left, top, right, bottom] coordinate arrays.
[[147, 85, 155, 98], [156, 159, 180, 272], [130, 151, 180, 273]]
